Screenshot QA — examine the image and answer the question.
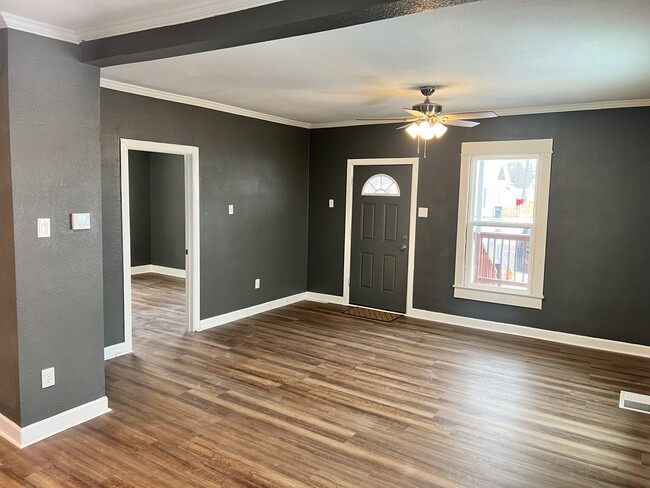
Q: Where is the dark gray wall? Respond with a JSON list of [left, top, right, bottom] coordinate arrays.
[[150, 152, 185, 270], [101, 89, 309, 347], [7, 30, 105, 426], [128, 151, 151, 266], [308, 107, 650, 346], [128, 151, 185, 270], [0, 30, 21, 425]]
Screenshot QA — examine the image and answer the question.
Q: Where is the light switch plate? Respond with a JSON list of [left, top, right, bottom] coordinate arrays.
[[328, 199, 334, 208], [418, 207, 429, 218], [71, 213, 91, 230], [255, 278, 260, 289], [228, 204, 234, 215], [37, 218, 51, 238]]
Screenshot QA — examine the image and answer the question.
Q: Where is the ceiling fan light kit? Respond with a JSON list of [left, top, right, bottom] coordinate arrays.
[[358, 86, 497, 157]]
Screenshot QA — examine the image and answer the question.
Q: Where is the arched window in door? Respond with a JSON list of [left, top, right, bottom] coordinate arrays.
[[361, 174, 400, 196]]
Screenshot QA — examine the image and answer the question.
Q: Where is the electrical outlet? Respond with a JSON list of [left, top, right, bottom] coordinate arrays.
[[255, 278, 261, 289], [41, 367, 55, 389]]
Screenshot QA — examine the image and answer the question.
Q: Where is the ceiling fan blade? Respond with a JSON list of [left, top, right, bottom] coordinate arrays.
[[444, 119, 480, 128], [403, 108, 427, 119], [356, 117, 411, 121], [443, 111, 497, 121], [396, 122, 418, 130]]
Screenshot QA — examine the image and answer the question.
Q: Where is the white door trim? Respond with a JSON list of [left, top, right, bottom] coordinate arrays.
[[114, 139, 201, 358], [343, 157, 419, 314]]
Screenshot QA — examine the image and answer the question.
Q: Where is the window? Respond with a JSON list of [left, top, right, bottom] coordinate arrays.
[[454, 139, 553, 309], [361, 174, 400, 196]]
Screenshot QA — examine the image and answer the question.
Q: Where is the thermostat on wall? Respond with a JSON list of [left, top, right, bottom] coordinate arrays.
[[71, 213, 91, 230]]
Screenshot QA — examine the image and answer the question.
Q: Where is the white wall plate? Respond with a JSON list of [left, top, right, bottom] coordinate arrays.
[[71, 213, 91, 230]]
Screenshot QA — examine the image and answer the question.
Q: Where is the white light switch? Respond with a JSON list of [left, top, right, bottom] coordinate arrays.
[[254, 278, 261, 289], [37, 218, 50, 238], [418, 207, 429, 218], [328, 199, 334, 208], [228, 204, 234, 215]]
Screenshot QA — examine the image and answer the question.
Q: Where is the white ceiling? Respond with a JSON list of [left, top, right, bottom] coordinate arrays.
[[2, 0, 650, 125], [0, 0, 281, 39]]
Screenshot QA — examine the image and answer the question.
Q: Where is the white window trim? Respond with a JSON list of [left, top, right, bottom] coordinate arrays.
[[453, 139, 553, 309]]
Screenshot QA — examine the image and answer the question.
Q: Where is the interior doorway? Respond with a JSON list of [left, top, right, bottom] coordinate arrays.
[[120, 139, 200, 354], [343, 158, 419, 315]]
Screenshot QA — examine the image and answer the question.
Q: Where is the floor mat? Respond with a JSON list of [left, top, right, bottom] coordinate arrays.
[[342, 307, 402, 323]]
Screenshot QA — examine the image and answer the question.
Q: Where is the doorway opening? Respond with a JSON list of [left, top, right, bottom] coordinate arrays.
[[343, 158, 419, 314], [120, 139, 200, 355]]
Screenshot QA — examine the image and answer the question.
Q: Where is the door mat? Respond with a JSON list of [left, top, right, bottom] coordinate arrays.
[[342, 307, 403, 323]]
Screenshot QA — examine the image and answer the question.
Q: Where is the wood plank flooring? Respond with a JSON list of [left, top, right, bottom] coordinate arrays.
[[1, 273, 650, 487]]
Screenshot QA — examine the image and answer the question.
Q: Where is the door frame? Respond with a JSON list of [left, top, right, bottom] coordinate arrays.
[[343, 157, 419, 314], [119, 138, 201, 354]]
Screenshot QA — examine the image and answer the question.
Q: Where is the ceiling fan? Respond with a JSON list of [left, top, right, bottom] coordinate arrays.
[[358, 86, 498, 156]]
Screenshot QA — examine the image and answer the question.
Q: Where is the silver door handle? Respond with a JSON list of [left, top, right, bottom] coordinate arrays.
[[400, 244, 407, 252]]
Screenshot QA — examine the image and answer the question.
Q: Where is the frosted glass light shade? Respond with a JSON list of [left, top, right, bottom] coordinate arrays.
[[417, 121, 435, 140], [405, 123, 419, 139], [432, 122, 448, 138]]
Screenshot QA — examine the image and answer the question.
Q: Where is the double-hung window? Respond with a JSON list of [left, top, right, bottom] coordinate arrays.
[[453, 139, 553, 309]]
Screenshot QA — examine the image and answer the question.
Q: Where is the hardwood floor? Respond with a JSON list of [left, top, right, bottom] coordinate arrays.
[[1, 273, 650, 487]]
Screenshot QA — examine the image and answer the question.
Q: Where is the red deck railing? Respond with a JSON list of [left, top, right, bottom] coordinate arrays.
[[473, 231, 530, 288]]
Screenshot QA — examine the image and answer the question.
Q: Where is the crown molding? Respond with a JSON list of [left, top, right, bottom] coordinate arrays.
[[0, 12, 79, 44], [101, 79, 650, 131], [309, 119, 399, 129], [493, 99, 650, 117], [78, 0, 281, 40], [308, 98, 650, 129], [100, 78, 310, 129]]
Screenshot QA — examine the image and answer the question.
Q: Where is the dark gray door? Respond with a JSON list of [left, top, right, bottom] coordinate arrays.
[[350, 165, 412, 313]]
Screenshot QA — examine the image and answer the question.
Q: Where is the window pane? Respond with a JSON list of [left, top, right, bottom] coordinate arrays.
[[469, 225, 531, 290], [472, 159, 537, 223], [362, 174, 400, 196]]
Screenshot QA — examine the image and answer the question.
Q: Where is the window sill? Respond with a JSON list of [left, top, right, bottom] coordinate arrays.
[[453, 286, 543, 309]]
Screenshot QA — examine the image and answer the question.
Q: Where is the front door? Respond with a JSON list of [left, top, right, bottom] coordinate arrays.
[[349, 165, 412, 313]]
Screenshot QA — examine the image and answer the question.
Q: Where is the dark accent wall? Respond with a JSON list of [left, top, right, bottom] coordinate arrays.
[[128, 151, 185, 270], [308, 107, 650, 346], [128, 151, 151, 267], [0, 30, 21, 425], [6, 30, 105, 426], [101, 89, 309, 347], [150, 152, 185, 270]]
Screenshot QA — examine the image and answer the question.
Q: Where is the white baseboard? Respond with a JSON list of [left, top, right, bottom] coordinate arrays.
[[104, 341, 132, 360], [304, 292, 347, 305], [131, 264, 186, 278], [130, 265, 152, 275], [0, 396, 110, 449], [300, 293, 650, 358], [199, 293, 306, 331], [408, 308, 650, 358]]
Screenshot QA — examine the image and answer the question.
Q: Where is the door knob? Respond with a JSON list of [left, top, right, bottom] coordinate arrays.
[[400, 244, 407, 252]]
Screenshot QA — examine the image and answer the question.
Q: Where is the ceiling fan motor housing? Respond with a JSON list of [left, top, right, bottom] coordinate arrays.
[[412, 101, 443, 117]]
